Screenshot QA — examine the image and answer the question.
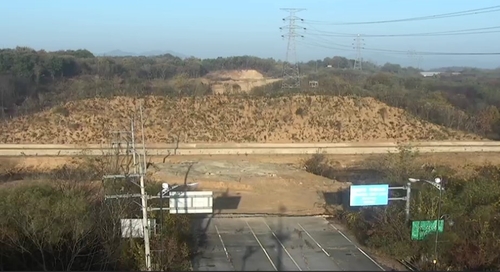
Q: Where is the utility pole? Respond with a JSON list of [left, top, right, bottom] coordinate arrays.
[[103, 107, 152, 271], [102, 105, 213, 271], [138, 105, 151, 271], [280, 8, 306, 89], [352, 34, 365, 70], [433, 179, 443, 270]]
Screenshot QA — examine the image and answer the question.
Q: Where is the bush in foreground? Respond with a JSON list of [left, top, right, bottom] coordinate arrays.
[[0, 163, 195, 271], [304, 148, 500, 271]]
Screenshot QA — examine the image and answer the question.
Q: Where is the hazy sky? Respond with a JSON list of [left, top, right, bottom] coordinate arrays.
[[1, 0, 499, 69]]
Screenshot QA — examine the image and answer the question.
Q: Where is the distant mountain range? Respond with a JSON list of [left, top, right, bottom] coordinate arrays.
[[98, 49, 188, 59]]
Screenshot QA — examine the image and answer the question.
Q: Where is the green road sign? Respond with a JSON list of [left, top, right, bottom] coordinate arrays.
[[411, 220, 444, 240]]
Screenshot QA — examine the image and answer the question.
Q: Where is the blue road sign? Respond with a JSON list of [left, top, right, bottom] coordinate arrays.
[[350, 184, 389, 207]]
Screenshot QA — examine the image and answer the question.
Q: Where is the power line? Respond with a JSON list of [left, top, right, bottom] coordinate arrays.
[[298, 40, 353, 51], [304, 5, 500, 25], [297, 40, 358, 53], [304, 25, 500, 38], [297, 39, 500, 56], [364, 47, 500, 56], [280, 8, 306, 89], [304, 31, 353, 48]]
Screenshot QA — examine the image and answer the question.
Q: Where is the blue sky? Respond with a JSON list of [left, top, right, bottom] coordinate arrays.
[[1, 0, 499, 69]]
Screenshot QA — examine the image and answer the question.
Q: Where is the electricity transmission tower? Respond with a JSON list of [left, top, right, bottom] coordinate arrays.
[[352, 34, 365, 70], [408, 50, 423, 69], [280, 8, 306, 89]]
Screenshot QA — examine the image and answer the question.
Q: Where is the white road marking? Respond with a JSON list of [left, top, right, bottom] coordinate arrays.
[[328, 222, 385, 271], [261, 218, 302, 271], [245, 220, 278, 271], [297, 223, 331, 257], [214, 224, 234, 269]]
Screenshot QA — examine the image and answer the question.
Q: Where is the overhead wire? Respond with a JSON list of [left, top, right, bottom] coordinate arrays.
[[297, 40, 354, 52], [298, 38, 500, 56], [298, 9, 500, 57], [304, 31, 353, 48], [304, 5, 500, 25], [304, 25, 500, 38]]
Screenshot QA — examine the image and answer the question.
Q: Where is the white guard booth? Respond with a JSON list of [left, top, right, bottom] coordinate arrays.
[[169, 191, 213, 214]]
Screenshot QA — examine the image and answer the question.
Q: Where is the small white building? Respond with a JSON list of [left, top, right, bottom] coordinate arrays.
[[309, 80, 319, 88], [420, 71, 441, 77]]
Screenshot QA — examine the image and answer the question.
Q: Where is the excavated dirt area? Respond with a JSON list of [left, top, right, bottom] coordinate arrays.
[[3, 152, 500, 216], [148, 159, 346, 215], [201, 69, 280, 94]]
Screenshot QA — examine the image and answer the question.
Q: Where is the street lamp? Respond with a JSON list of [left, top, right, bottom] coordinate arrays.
[[408, 177, 444, 270], [158, 182, 198, 270], [408, 177, 443, 191]]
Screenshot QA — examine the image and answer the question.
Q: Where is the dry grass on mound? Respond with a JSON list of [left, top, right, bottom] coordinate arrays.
[[0, 94, 481, 144]]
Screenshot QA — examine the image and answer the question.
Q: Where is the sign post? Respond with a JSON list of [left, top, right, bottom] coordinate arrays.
[[411, 220, 445, 240], [350, 184, 389, 206], [349, 183, 412, 222]]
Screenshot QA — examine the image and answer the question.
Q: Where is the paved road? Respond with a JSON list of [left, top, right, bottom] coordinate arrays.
[[192, 216, 385, 271], [0, 141, 500, 156]]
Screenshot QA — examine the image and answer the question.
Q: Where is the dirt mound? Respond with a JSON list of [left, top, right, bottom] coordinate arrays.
[[206, 69, 265, 80], [0, 95, 480, 144], [203, 69, 276, 94]]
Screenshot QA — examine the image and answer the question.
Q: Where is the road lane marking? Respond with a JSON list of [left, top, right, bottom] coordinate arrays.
[[297, 223, 331, 257], [261, 218, 302, 271], [328, 222, 385, 271], [214, 224, 234, 270], [245, 220, 277, 271]]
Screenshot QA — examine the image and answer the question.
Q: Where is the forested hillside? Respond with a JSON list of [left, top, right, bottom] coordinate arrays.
[[1, 46, 500, 141]]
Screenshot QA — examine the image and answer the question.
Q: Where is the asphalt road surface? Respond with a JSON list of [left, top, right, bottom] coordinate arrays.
[[192, 216, 385, 271]]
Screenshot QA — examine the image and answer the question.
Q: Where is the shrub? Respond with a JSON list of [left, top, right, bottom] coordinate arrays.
[[304, 147, 500, 271], [0, 162, 196, 271]]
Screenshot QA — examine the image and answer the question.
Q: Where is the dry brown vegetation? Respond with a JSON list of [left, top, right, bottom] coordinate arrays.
[[0, 153, 197, 271], [0, 94, 481, 144]]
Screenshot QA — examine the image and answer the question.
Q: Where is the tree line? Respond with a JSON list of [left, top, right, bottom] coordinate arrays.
[[0, 47, 365, 83], [2, 46, 500, 139], [0, 46, 363, 116]]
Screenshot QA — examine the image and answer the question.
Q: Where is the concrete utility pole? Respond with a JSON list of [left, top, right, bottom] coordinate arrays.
[[280, 8, 306, 89], [139, 105, 151, 271], [352, 34, 365, 70], [102, 105, 213, 271], [103, 108, 152, 271], [134, 105, 151, 271]]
